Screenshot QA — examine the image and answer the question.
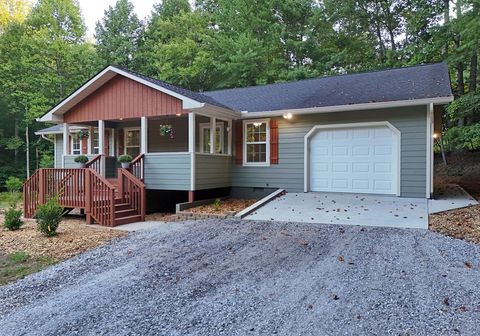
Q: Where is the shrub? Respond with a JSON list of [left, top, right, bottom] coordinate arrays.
[[5, 176, 23, 193], [35, 198, 64, 237], [213, 198, 222, 212], [3, 207, 23, 231], [118, 154, 132, 163], [74, 155, 89, 164]]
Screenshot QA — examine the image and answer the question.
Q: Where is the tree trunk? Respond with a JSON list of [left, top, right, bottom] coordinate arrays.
[[14, 119, 18, 163], [469, 50, 478, 93], [25, 125, 30, 178], [442, 0, 450, 56]]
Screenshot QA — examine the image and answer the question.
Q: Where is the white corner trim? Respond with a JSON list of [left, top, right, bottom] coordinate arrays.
[[426, 104, 433, 198], [303, 121, 401, 196], [241, 97, 454, 119], [242, 118, 271, 167], [188, 112, 196, 191]]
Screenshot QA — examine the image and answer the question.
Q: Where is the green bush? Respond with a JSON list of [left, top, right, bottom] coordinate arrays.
[[73, 155, 89, 164], [3, 207, 23, 231], [118, 154, 132, 163], [5, 176, 22, 193], [35, 198, 64, 237], [213, 198, 222, 212]]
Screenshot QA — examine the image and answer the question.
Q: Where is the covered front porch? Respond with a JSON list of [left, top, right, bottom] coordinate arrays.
[[59, 112, 234, 200]]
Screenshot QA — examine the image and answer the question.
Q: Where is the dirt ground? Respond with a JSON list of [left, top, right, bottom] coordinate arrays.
[[430, 151, 480, 244], [0, 216, 127, 260]]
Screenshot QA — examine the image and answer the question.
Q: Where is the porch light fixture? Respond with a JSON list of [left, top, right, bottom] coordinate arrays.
[[283, 112, 293, 120], [432, 133, 439, 139], [176, 113, 182, 116], [253, 122, 262, 127]]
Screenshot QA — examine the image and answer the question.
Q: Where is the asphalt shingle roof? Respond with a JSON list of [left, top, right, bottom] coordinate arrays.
[[203, 62, 452, 112]]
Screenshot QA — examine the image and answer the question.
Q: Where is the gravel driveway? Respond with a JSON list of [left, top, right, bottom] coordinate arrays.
[[1, 220, 479, 336]]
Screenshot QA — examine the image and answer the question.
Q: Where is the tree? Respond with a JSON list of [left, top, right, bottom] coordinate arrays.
[[95, 0, 142, 67], [0, 0, 31, 33]]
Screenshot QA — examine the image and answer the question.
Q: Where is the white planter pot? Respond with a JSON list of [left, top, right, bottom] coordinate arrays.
[[121, 162, 130, 169], [77, 163, 86, 168]]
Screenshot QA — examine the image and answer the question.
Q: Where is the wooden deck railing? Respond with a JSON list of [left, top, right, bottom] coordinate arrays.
[[86, 154, 102, 174], [118, 168, 146, 221], [130, 154, 144, 181], [23, 170, 40, 218], [85, 169, 116, 227]]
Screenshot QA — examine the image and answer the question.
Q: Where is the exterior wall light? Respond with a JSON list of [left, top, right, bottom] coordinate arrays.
[[283, 113, 293, 120], [176, 113, 182, 116], [432, 133, 439, 139]]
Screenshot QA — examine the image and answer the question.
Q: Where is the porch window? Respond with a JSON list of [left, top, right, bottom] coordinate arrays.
[[92, 130, 99, 154], [243, 120, 269, 166], [124, 128, 141, 157], [200, 122, 224, 153], [71, 136, 82, 155]]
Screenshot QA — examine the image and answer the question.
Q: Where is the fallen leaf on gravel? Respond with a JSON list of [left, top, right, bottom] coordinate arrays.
[[261, 236, 268, 241], [443, 297, 450, 306], [331, 294, 339, 300], [337, 256, 344, 262], [299, 239, 308, 246], [456, 306, 468, 313], [464, 261, 473, 269], [307, 304, 313, 310]]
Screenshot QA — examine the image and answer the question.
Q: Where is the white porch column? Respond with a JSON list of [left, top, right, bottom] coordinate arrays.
[[141, 116, 148, 154], [88, 126, 94, 155], [62, 123, 69, 168], [98, 120, 105, 176], [210, 116, 216, 154], [188, 112, 196, 193], [227, 119, 232, 155]]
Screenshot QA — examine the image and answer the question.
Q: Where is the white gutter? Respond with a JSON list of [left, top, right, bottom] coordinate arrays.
[[240, 96, 454, 118]]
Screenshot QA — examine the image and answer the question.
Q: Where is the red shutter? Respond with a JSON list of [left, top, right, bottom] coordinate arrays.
[[235, 121, 243, 164], [270, 119, 279, 164], [81, 137, 88, 155], [104, 130, 110, 156], [118, 129, 124, 155]]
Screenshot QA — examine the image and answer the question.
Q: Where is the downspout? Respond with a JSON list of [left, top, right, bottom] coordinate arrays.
[[41, 134, 55, 143]]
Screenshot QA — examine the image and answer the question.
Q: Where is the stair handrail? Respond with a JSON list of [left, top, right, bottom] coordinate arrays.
[[118, 168, 146, 221], [23, 169, 41, 218], [86, 154, 102, 174], [86, 168, 116, 226], [130, 153, 144, 181]]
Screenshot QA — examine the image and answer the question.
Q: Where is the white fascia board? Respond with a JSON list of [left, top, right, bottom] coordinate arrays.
[[240, 96, 454, 118], [190, 103, 241, 119]]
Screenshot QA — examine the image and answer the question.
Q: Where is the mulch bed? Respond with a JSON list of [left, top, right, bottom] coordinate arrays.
[[0, 216, 127, 260], [187, 198, 257, 215], [430, 152, 480, 244]]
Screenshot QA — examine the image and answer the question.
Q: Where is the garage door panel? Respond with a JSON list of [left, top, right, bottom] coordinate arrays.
[[310, 124, 398, 195]]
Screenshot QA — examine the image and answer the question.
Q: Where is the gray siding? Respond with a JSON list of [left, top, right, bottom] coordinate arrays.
[[195, 154, 231, 190], [144, 153, 191, 190], [232, 106, 428, 198], [54, 135, 63, 168]]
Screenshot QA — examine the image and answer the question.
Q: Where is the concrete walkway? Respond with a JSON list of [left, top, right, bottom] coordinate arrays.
[[245, 192, 428, 229], [429, 184, 478, 214]]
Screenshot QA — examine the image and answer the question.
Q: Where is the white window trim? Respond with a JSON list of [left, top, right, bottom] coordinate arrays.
[[71, 134, 82, 155], [199, 122, 225, 154], [124, 127, 141, 155], [243, 119, 270, 167], [91, 129, 100, 155]]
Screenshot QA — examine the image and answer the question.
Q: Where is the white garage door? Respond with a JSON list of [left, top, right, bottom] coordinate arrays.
[[309, 124, 399, 195]]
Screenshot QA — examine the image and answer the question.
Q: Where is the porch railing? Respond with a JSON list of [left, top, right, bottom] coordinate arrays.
[[85, 169, 116, 227], [118, 168, 146, 221], [130, 154, 144, 181], [86, 154, 102, 174]]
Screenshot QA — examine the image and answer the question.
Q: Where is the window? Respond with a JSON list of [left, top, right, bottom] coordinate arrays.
[[124, 128, 141, 157], [71, 136, 81, 155], [244, 119, 269, 166], [200, 122, 224, 154], [92, 130, 99, 154]]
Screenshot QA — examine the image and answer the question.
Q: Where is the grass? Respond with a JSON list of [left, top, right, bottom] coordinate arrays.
[[0, 192, 10, 209], [0, 251, 56, 286]]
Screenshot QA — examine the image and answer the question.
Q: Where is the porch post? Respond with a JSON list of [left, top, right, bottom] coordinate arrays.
[[227, 119, 232, 155], [62, 123, 69, 168], [141, 116, 148, 154], [210, 116, 216, 154], [88, 126, 94, 155], [189, 112, 196, 201], [98, 120, 105, 176]]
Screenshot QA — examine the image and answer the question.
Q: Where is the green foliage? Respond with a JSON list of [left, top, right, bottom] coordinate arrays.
[[118, 154, 132, 163], [39, 152, 54, 168], [35, 197, 64, 237], [0, 251, 55, 286], [95, 0, 142, 67], [5, 176, 23, 193], [447, 93, 480, 121], [3, 207, 23, 230], [8, 251, 29, 263], [213, 198, 221, 212], [443, 124, 480, 151], [73, 155, 89, 164]]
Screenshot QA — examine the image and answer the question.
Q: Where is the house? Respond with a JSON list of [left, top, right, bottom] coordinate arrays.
[[27, 62, 453, 226]]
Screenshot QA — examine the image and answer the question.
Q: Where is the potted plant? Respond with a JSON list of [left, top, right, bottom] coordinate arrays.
[[118, 154, 132, 169], [74, 155, 89, 168]]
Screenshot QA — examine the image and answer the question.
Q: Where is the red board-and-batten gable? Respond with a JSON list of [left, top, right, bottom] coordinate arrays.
[[63, 74, 185, 123]]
